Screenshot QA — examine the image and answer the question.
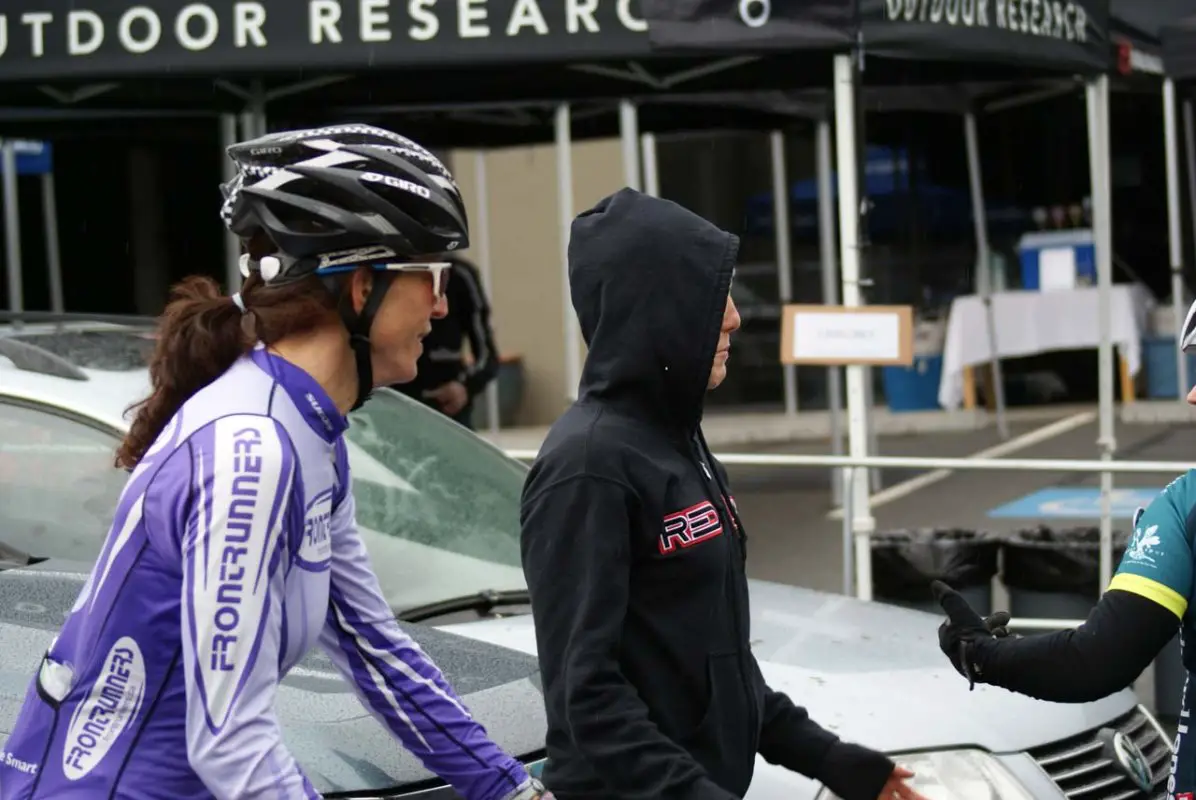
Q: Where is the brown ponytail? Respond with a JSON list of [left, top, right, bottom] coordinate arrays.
[[115, 268, 342, 470]]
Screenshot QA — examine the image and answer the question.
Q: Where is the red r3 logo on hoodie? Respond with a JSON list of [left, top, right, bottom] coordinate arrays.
[[659, 501, 724, 555]]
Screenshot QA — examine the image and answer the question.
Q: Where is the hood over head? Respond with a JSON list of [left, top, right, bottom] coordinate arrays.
[[568, 188, 738, 433]]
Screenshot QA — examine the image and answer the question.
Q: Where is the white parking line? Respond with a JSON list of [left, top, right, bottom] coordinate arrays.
[[827, 409, 1098, 519]]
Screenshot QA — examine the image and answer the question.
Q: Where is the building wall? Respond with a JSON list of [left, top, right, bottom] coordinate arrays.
[[448, 138, 625, 426]]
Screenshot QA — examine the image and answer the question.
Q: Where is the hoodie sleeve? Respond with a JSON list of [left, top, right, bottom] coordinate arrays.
[[756, 682, 895, 800], [179, 415, 321, 799], [521, 474, 737, 800], [318, 454, 534, 800]]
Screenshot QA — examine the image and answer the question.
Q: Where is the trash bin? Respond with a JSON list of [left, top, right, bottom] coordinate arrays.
[[1001, 525, 1129, 625], [871, 529, 1000, 616]]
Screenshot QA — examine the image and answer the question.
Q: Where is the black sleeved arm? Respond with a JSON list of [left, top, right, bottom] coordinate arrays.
[[758, 684, 895, 800], [975, 589, 1180, 703], [453, 261, 499, 398], [520, 475, 737, 800]]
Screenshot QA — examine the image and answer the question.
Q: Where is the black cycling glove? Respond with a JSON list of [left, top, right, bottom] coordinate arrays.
[[931, 580, 1018, 690]]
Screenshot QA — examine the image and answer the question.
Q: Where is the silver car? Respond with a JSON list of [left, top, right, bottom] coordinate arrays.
[[0, 318, 1173, 799]]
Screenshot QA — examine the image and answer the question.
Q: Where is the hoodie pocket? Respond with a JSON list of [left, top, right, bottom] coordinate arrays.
[[680, 651, 756, 794]]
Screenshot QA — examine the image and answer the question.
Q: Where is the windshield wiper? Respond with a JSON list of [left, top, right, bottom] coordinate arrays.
[[0, 541, 44, 571], [397, 589, 531, 623]]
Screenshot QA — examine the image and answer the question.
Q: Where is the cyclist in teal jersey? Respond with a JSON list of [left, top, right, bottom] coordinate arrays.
[[934, 296, 1196, 797]]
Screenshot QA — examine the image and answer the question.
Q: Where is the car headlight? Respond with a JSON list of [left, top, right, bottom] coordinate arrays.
[[816, 749, 1033, 800]]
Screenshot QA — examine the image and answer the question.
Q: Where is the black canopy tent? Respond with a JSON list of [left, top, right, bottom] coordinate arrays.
[[1161, 13, 1196, 398], [295, 93, 814, 150], [1162, 12, 1196, 80], [0, 0, 850, 113], [1099, 0, 1196, 400], [0, 0, 865, 418], [640, 0, 1118, 601]]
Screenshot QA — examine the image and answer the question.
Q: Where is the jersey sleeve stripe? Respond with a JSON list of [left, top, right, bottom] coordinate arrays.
[[1108, 573, 1188, 619], [325, 585, 477, 730]]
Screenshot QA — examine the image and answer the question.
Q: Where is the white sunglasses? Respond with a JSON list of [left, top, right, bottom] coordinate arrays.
[[316, 261, 453, 299], [379, 261, 453, 299]]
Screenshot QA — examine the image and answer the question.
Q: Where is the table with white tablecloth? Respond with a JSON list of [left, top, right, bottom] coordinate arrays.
[[937, 285, 1153, 410]]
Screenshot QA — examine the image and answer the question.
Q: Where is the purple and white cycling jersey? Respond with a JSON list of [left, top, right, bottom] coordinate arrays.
[[0, 345, 531, 800]]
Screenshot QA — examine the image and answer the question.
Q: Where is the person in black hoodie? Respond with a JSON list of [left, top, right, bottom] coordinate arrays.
[[520, 188, 928, 800]]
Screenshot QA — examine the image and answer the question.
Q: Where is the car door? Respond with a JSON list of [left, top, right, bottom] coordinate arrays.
[[0, 397, 126, 563]]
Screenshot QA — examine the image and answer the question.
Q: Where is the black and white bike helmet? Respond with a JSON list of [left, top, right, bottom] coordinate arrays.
[[1183, 297, 1196, 355], [219, 123, 470, 410]]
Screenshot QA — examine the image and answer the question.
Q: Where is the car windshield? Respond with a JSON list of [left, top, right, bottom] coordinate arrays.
[[1, 383, 529, 615], [343, 389, 529, 611]]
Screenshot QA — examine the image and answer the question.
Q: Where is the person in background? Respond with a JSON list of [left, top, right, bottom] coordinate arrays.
[[520, 187, 927, 800], [933, 298, 1196, 796], [393, 253, 498, 430]]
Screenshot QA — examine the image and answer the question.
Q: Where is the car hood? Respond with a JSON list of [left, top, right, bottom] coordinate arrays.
[[439, 578, 1137, 755], [0, 559, 546, 796]]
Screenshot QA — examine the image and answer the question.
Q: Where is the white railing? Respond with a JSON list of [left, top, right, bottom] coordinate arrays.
[[503, 448, 1190, 632]]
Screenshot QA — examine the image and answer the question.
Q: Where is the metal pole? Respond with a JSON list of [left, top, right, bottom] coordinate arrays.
[[834, 53, 875, 602], [841, 466, 856, 597], [817, 118, 846, 508], [964, 110, 1009, 439], [1086, 75, 1115, 593], [220, 115, 242, 293], [1166, 80, 1188, 399], [251, 79, 267, 138], [41, 171, 63, 314], [239, 111, 255, 141], [503, 447, 1196, 473], [556, 104, 581, 402], [770, 130, 798, 416], [473, 149, 501, 434], [619, 100, 641, 192], [2, 141, 22, 321], [1185, 100, 1196, 289], [640, 133, 659, 196]]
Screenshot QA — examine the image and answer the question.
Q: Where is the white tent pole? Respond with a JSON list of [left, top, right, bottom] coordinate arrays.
[[1165, 79, 1188, 400], [770, 130, 798, 416], [473, 149, 501, 434], [1085, 75, 1116, 593], [556, 104, 581, 402], [964, 110, 1009, 438], [1185, 100, 1196, 282], [817, 117, 846, 509], [834, 53, 875, 601], [41, 168, 63, 314], [2, 141, 22, 323], [220, 115, 242, 293], [619, 100, 641, 191], [641, 133, 660, 196]]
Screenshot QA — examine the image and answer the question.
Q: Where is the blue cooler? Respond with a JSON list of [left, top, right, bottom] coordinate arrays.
[[883, 354, 944, 412], [1018, 229, 1096, 290], [1143, 335, 1196, 398]]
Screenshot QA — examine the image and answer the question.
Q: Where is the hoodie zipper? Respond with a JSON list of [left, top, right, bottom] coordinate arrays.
[[690, 432, 758, 746]]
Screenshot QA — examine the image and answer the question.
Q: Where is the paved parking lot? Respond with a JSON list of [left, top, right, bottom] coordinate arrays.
[[727, 412, 1196, 594]]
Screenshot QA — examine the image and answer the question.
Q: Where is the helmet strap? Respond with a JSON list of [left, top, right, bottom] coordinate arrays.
[[329, 270, 396, 412]]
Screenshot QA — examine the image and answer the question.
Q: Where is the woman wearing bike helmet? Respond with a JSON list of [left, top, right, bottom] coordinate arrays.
[[934, 296, 1196, 794], [0, 124, 551, 800]]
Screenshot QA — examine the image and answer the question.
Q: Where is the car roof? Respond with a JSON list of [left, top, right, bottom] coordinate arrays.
[[0, 321, 153, 431]]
